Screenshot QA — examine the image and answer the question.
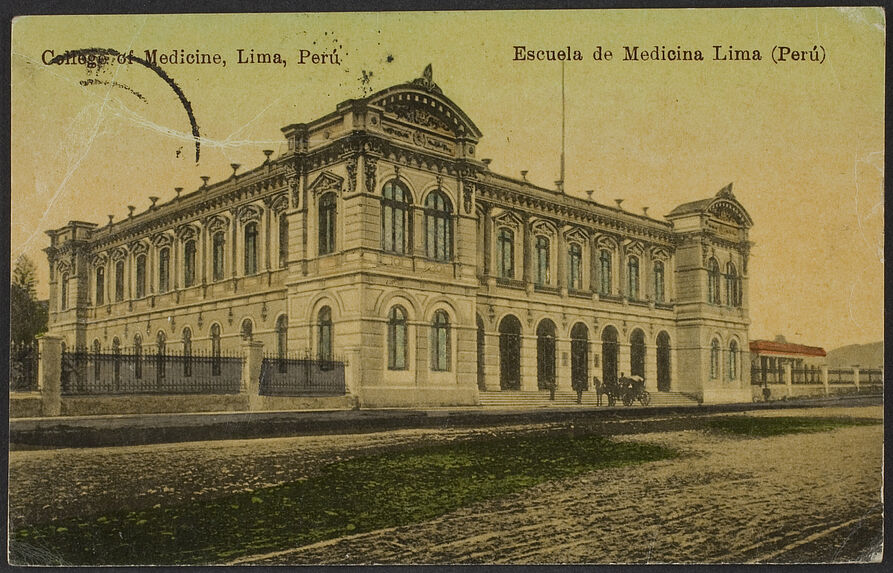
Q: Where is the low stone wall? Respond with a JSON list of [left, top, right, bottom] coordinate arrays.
[[751, 383, 876, 401], [254, 394, 358, 411], [10, 393, 44, 418], [60, 394, 249, 417]]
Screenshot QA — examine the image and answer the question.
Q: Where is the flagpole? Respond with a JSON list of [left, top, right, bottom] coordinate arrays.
[[560, 60, 566, 191]]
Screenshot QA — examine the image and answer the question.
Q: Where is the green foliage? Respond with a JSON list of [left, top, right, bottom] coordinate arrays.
[[10, 432, 676, 565], [10, 255, 48, 345], [705, 415, 880, 437]]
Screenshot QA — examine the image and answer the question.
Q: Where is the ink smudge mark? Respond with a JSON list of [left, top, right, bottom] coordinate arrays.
[[79, 79, 147, 103], [386, 54, 394, 63], [50, 48, 202, 163]]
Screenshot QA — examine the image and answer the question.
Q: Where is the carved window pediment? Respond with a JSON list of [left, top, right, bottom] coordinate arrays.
[[564, 226, 589, 244], [152, 233, 173, 248], [531, 219, 558, 238], [650, 246, 670, 261], [207, 215, 229, 234], [111, 247, 128, 261], [493, 209, 523, 231], [596, 234, 619, 251], [624, 240, 645, 257], [239, 204, 263, 224], [130, 241, 149, 255], [176, 224, 198, 241], [308, 171, 344, 198]]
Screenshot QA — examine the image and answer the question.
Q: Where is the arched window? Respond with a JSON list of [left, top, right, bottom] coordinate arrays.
[[387, 305, 408, 370], [318, 306, 333, 361], [725, 262, 739, 307], [568, 243, 583, 290], [95, 267, 105, 306], [653, 260, 665, 303], [244, 222, 258, 275], [240, 318, 253, 341], [382, 180, 411, 254], [184, 240, 196, 288], [431, 310, 451, 371], [135, 254, 147, 298], [210, 324, 221, 376], [182, 327, 192, 377], [710, 338, 720, 379], [497, 228, 515, 279], [319, 192, 336, 255], [534, 236, 550, 285], [115, 260, 125, 302], [60, 272, 69, 310], [133, 333, 143, 379], [425, 191, 452, 262], [158, 247, 170, 293], [599, 249, 612, 295], [728, 339, 739, 380], [279, 212, 289, 267], [707, 258, 720, 304], [212, 232, 225, 281], [627, 256, 640, 300]]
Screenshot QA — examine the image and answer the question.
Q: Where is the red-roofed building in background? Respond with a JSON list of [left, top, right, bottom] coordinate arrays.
[[749, 336, 827, 386]]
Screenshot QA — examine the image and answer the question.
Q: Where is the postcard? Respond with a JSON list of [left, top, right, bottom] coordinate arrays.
[[9, 8, 885, 565]]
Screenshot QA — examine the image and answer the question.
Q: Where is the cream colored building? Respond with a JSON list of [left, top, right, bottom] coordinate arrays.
[[44, 67, 754, 407]]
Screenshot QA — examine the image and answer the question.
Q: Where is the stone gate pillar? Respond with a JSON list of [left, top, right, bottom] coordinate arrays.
[[821, 365, 829, 396], [38, 334, 63, 417], [242, 340, 264, 411], [783, 363, 792, 398]]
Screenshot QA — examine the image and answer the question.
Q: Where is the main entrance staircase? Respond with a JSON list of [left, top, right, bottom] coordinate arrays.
[[477, 389, 700, 409]]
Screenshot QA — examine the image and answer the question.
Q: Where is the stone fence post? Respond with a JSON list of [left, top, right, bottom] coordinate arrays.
[[821, 365, 829, 396], [783, 363, 792, 398], [853, 366, 860, 390], [38, 334, 63, 416], [241, 340, 264, 411]]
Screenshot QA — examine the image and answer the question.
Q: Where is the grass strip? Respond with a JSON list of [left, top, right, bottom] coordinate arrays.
[[705, 415, 881, 437], [10, 431, 676, 565]]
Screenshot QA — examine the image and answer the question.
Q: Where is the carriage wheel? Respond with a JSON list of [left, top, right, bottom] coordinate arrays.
[[622, 393, 634, 407], [639, 391, 651, 406]]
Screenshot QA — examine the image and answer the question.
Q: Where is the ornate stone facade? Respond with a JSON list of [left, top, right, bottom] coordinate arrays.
[[44, 67, 754, 407]]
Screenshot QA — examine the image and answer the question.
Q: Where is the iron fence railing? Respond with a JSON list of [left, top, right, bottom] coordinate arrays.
[[10, 341, 39, 392], [61, 347, 242, 395], [791, 368, 822, 384], [861, 368, 883, 385], [260, 353, 346, 396], [827, 368, 855, 385]]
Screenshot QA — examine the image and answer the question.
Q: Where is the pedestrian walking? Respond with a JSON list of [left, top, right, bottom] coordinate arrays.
[[592, 375, 602, 406]]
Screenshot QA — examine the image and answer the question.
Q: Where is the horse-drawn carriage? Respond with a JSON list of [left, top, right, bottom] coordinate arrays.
[[601, 375, 651, 407]]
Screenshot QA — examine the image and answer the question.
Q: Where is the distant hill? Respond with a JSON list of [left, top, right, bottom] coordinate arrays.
[[825, 341, 884, 368]]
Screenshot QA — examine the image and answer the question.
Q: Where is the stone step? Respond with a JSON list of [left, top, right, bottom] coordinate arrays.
[[478, 390, 699, 408]]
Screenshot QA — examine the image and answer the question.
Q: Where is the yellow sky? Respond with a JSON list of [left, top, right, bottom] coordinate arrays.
[[10, 8, 885, 349]]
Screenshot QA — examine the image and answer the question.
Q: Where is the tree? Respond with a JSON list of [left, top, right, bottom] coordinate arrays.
[[10, 255, 48, 345]]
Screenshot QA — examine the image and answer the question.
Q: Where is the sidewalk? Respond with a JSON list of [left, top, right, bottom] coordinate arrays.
[[9, 394, 881, 449]]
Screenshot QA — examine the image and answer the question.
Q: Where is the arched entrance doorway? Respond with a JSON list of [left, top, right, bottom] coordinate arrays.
[[476, 315, 486, 390], [657, 331, 671, 391], [499, 315, 522, 390], [601, 326, 619, 385], [630, 329, 646, 379], [571, 322, 589, 390], [536, 319, 557, 390]]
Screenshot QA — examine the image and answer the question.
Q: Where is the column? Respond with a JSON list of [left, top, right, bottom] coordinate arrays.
[[482, 205, 492, 276], [231, 215, 239, 278], [783, 362, 792, 398], [853, 367, 860, 390], [557, 228, 568, 294], [556, 336, 572, 391], [200, 223, 208, 285], [519, 333, 538, 391], [821, 364, 829, 396], [522, 218, 532, 284], [645, 342, 657, 391], [264, 207, 271, 271], [38, 334, 63, 416], [618, 341, 631, 380]]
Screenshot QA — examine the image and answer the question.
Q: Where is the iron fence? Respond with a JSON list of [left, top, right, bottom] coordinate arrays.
[[61, 347, 243, 395], [791, 368, 822, 384], [827, 368, 855, 385], [861, 368, 884, 385], [10, 341, 39, 392], [260, 353, 346, 396]]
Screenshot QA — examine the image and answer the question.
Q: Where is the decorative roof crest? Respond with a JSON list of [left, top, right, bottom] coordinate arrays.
[[411, 64, 442, 95]]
